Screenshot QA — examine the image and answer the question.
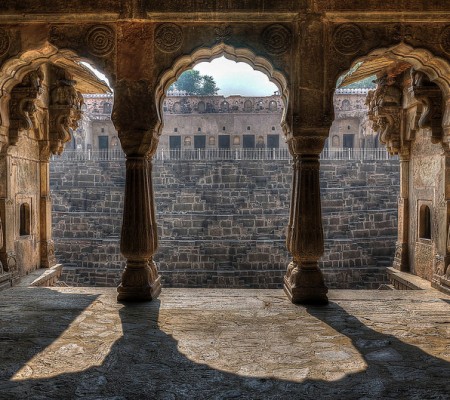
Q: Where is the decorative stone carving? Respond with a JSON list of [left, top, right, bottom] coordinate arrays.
[[367, 76, 403, 155], [439, 25, 450, 54], [155, 23, 183, 53], [410, 70, 443, 144], [434, 254, 445, 276], [49, 69, 84, 155], [6, 252, 17, 273], [332, 24, 363, 55], [8, 68, 44, 146], [85, 25, 115, 57], [214, 26, 232, 43], [261, 24, 291, 55], [0, 27, 10, 57], [387, 24, 421, 42]]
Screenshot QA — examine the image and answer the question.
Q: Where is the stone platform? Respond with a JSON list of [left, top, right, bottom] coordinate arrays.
[[0, 287, 449, 399]]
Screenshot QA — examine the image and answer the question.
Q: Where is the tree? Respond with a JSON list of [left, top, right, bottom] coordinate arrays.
[[198, 75, 219, 95], [169, 70, 219, 95]]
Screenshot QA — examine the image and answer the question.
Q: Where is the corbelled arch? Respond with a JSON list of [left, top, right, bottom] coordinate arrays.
[[154, 43, 290, 142]]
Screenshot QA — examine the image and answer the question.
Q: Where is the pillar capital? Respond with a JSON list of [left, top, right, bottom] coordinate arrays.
[[111, 79, 160, 157], [288, 133, 327, 157]]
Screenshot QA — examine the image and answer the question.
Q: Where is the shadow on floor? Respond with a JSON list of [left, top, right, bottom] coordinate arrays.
[[1, 289, 449, 399]]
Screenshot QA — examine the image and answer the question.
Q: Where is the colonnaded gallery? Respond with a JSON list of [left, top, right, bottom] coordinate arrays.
[[1, 0, 450, 305]]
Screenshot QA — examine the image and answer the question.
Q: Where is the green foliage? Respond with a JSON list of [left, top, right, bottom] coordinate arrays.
[[169, 70, 219, 95]]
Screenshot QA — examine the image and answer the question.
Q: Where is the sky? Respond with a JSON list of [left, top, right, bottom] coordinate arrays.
[[82, 56, 279, 96], [193, 56, 279, 97]]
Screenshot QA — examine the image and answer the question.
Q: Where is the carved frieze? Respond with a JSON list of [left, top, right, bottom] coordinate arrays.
[[261, 24, 291, 55], [8, 68, 44, 146], [85, 25, 115, 57], [155, 23, 183, 53], [332, 24, 363, 55], [0, 27, 10, 57], [214, 26, 232, 43], [440, 25, 450, 55]]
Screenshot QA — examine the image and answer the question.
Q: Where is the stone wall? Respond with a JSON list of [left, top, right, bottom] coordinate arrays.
[[50, 157, 399, 289]]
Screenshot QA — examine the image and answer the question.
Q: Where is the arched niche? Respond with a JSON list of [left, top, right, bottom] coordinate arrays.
[[154, 43, 290, 143]]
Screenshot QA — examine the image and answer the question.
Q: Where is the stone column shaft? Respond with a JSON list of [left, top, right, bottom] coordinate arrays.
[[284, 136, 328, 305], [117, 156, 161, 301]]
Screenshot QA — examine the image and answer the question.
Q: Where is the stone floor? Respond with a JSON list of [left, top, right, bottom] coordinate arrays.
[[0, 287, 449, 399]]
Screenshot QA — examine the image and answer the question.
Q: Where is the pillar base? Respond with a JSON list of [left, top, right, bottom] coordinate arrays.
[[117, 275, 161, 302], [117, 261, 161, 302], [283, 262, 328, 305]]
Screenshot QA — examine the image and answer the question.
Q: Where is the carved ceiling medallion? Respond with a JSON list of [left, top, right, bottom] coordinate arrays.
[[262, 24, 291, 55], [440, 26, 450, 55], [155, 23, 183, 53], [85, 25, 115, 57], [333, 24, 363, 55], [0, 28, 10, 57]]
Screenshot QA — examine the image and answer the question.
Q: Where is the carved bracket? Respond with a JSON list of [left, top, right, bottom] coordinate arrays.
[[410, 70, 443, 144], [49, 72, 83, 155], [367, 78, 403, 155], [8, 69, 44, 146]]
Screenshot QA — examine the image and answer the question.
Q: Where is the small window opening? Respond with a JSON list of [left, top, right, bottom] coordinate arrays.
[[20, 203, 31, 236], [174, 128, 178, 132], [419, 205, 431, 239]]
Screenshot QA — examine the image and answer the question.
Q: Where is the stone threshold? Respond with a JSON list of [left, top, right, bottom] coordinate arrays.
[[16, 264, 63, 287], [386, 266, 431, 290]]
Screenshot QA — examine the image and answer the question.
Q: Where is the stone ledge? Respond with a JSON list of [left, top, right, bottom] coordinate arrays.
[[17, 264, 63, 287], [386, 267, 431, 290]]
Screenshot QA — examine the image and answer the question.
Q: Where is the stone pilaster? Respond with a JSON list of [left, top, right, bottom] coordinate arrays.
[[393, 152, 410, 271], [38, 141, 56, 268], [112, 79, 161, 301], [284, 135, 328, 305]]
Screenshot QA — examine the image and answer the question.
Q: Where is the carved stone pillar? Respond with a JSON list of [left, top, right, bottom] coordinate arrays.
[[38, 142, 56, 268], [284, 135, 328, 305], [112, 79, 161, 302], [393, 151, 410, 271], [117, 156, 160, 301]]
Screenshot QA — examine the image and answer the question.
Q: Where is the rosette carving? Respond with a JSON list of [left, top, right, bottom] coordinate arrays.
[[261, 24, 291, 55], [333, 24, 363, 55], [85, 25, 115, 57], [155, 23, 183, 53]]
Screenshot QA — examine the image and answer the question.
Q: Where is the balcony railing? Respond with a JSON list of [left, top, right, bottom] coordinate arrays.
[[52, 147, 394, 162]]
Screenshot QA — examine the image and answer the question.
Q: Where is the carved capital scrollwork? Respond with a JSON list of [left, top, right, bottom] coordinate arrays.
[[112, 79, 159, 157], [367, 77, 403, 155], [8, 68, 44, 146], [288, 135, 326, 156], [49, 70, 84, 155], [410, 69, 443, 144]]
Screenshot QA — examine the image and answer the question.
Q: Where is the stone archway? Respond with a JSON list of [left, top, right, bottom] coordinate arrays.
[[154, 43, 290, 141], [151, 44, 292, 292], [333, 43, 450, 292], [0, 42, 109, 283]]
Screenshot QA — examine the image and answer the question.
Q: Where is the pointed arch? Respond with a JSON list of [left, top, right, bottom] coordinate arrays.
[[154, 43, 290, 140]]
